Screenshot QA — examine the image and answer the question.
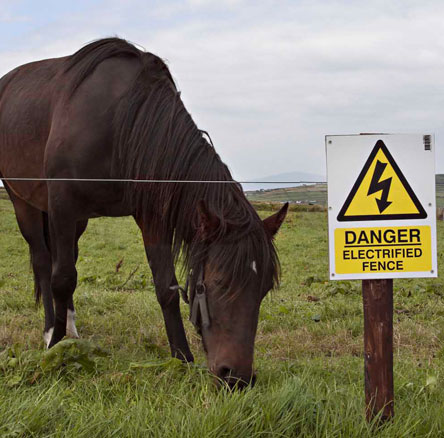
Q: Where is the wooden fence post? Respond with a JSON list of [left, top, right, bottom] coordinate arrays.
[[362, 279, 394, 423]]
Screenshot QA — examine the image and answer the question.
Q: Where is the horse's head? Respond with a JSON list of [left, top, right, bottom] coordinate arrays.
[[189, 200, 288, 389]]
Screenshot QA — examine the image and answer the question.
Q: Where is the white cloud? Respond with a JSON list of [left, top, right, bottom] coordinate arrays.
[[2, 0, 444, 179], [0, 0, 28, 23]]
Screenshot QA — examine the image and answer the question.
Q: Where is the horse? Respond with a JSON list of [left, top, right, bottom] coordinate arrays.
[[0, 38, 288, 388]]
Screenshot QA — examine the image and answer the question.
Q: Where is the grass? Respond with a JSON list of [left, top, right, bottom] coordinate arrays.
[[1, 197, 444, 437]]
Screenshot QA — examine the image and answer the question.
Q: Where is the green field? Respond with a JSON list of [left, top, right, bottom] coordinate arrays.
[[245, 184, 328, 204], [246, 176, 444, 208], [1, 197, 444, 437]]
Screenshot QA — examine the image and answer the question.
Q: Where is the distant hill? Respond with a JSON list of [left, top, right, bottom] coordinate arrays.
[[246, 183, 327, 204], [246, 174, 444, 207], [241, 171, 325, 192], [436, 174, 444, 185], [436, 174, 444, 208]]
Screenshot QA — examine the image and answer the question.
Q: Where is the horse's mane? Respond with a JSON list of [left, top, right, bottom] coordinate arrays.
[[64, 37, 280, 292]]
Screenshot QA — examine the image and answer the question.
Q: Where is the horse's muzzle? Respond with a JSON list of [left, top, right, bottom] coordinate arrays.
[[215, 365, 256, 390]]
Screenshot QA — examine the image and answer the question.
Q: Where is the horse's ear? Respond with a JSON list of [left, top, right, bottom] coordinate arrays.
[[197, 200, 220, 240], [263, 202, 289, 237]]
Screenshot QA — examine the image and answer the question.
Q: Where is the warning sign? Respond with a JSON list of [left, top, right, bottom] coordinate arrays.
[[335, 226, 432, 274], [337, 140, 427, 221], [326, 134, 437, 280]]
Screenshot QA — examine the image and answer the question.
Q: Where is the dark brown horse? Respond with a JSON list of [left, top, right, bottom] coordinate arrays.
[[0, 38, 288, 387]]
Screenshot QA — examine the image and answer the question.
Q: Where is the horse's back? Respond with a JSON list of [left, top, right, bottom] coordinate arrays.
[[44, 56, 143, 217], [0, 54, 141, 213]]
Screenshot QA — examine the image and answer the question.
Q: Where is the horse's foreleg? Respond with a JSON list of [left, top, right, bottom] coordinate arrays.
[[47, 209, 78, 348], [138, 225, 194, 362], [147, 245, 194, 362]]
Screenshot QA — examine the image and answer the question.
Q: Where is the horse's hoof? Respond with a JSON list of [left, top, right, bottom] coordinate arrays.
[[66, 329, 80, 338], [174, 350, 194, 363], [43, 327, 54, 349], [66, 309, 79, 338]]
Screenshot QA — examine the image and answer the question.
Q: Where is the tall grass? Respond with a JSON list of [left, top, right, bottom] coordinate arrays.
[[1, 199, 444, 437]]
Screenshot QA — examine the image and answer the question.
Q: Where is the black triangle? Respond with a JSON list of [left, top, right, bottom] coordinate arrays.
[[337, 140, 427, 222]]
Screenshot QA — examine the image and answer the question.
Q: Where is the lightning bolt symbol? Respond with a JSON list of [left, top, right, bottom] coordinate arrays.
[[367, 160, 392, 213]]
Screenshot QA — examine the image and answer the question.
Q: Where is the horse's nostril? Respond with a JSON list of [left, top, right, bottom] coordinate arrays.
[[216, 365, 256, 390]]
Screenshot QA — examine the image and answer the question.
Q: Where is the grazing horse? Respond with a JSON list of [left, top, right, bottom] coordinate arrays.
[[0, 38, 288, 387]]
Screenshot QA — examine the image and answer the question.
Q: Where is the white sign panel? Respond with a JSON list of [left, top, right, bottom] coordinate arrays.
[[326, 134, 437, 280]]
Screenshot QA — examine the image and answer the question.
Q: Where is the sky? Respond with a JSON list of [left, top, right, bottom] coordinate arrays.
[[1, 0, 444, 181]]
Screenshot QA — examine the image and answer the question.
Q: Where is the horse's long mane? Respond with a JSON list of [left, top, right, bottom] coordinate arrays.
[[64, 38, 280, 292]]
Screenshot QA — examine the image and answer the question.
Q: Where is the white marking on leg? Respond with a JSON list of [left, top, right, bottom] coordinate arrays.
[[251, 260, 257, 274], [66, 309, 79, 338], [43, 327, 54, 349]]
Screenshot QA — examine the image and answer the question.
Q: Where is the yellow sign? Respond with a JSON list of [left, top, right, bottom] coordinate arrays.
[[335, 226, 432, 274], [337, 140, 427, 221]]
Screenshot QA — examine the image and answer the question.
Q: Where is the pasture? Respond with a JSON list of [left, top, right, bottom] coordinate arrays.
[[246, 176, 444, 209], [1, 197, 444, 437]]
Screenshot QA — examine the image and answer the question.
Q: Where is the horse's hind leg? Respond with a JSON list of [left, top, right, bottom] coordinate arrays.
[[47, 203, 80, 348], [4, 188, 86, 346], [66, 219, 88, 338], [41, 216, 87, 342], [4, 188, 54, 344]]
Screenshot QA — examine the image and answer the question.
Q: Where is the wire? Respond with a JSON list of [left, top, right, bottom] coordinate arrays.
[[2, 177, 443, 186], [0, 178, 327, 184]]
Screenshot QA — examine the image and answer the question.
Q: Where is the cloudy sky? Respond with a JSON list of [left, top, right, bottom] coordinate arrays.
[[2, 0, 444, 181]]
